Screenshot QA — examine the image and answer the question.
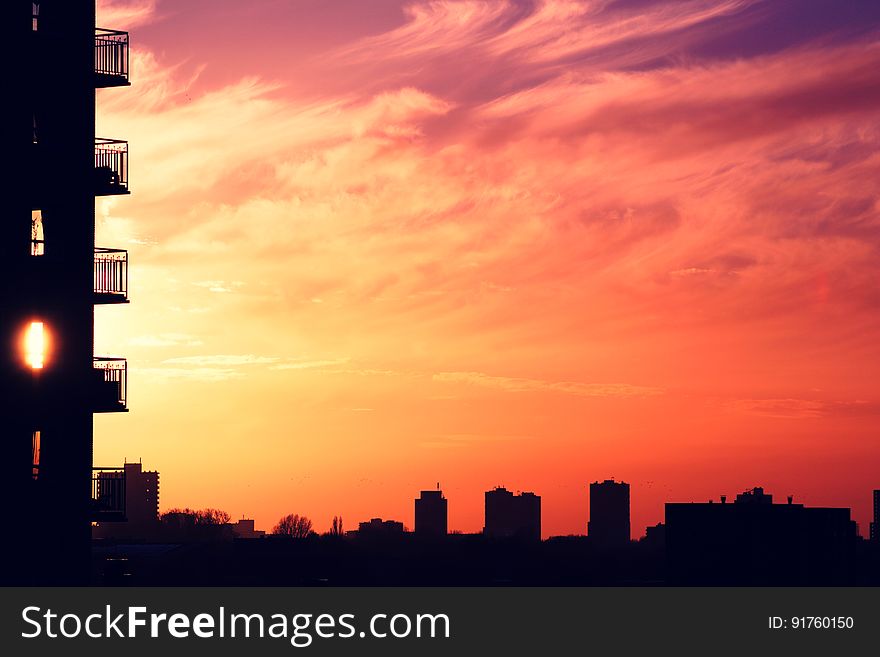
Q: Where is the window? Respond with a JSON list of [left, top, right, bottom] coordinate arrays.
[[31, 211, 44, 256], [32, 431, 41, 479]]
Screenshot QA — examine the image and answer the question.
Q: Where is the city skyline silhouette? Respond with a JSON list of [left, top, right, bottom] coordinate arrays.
[[5, 0, 880, 585], [83, 0, 880, 540]]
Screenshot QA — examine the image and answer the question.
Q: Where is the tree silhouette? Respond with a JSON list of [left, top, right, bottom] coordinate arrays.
[[330, 515, 344, 536], [273, 514, 313, 538], [160, 507, 230, 527]]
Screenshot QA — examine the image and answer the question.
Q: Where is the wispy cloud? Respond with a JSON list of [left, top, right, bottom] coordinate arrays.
[[162, 355, 279, 366], [727, 398, 880, 419], [97, 0, 160, 29], [433, 372, 663, 398], [270, 357, 351, 371], [135, 367, 242, 383], [129, 333, 203, 347]]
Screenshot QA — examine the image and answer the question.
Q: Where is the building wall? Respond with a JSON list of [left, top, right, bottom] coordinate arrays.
[[665, 498, 857, 585], [871, 490, 879, 542], [484, 488, 541, 541], [0, 0, 97, 585], [415, 490, 447, 536], [588, 480, 631, 548]]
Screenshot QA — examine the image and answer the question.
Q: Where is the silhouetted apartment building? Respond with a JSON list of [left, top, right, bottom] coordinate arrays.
[[1, 1, 132, 584], [666, 487, 858, 585], [93, 462, 159, 540], [484, 487, 541, 541], [870, 489, 879, 542], [357, 518, 405, 537], [588, 479, 630, 548], [230, 518, 266, 540], [415, 487, 447, 536]]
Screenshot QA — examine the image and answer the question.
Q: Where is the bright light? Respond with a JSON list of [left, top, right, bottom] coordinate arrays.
[[25, 321, 46, 370]]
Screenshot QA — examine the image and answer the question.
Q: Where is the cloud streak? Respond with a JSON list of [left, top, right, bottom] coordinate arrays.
[[433, 371, 663, 397]]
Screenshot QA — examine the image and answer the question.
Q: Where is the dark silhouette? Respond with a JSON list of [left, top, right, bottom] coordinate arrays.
[[230, 518, 266, 539], [357, 518, 405, 537], [415, 486, 448, 537], [1, 0, 133, 585], [871, 490, 879, 542], [93, 462, 159, 540], [588, 479, 631, 549], [87, 482, 880, 586], [484, 487, 541, 541], [162, 508, 231, 526], [273, 514, 314, 538], [666, 487, 858, 585]]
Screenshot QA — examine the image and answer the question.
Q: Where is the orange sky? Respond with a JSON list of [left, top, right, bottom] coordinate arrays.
[[93, 0, 880, 538]]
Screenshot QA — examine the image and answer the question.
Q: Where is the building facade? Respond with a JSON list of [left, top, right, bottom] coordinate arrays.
[[415, 488, 448, 536], [872, 490, 879, 542], [1, 1, 131, 584], [484, 487, 541, 541], [588, 479, 631, 548], [665, 488, 858, 585]]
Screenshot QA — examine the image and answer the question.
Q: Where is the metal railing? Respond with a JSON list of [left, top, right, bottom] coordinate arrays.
[[95, 28, 130, 86], [93, 357, 127, 412], [94, 248, 128, 302], [95, 138, 129, 195], [92, 468, 126, 521]]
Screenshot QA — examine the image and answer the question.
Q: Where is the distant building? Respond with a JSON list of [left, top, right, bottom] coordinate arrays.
[[872, 490, 879, 542], [484, 487, 541, 541], [666, 487, 858, 585], [588, 479, 630, 548], [415, 488, 447, 536], [93, 461, 159, 540], [358, 518, 405, 536], [640, 522, 666, 549], [230, 518, 265, 539]]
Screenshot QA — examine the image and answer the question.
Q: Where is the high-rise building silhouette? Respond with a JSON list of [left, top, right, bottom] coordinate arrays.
[[872, 490, 879, 542], [1, 1, 131, 584], [484, 487, 541, 541], [415, 487, 447, 536], [93, 462, 159, 540], [588, 479, 630, 548], [666, 487, 858, 585]]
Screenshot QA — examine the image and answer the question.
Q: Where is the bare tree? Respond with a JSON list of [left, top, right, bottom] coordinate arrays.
[[330, 516, 344, 536], [160, 507, 231, 527], [272, 514, 313, 538]]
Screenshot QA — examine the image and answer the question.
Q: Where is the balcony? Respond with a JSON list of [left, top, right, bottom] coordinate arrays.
[[95, 138, 129, 196], [95, 28, 130, 88], [92, 468, 126, 522], [94, 248, 129, 304], [93, 357, 127, 413]]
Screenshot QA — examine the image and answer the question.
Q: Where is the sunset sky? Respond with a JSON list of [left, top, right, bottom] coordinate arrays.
[[93, 0, 880, 538]]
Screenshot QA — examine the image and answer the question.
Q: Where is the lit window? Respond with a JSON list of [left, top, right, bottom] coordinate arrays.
[[31, 211, 44, 256], [25, 321, 46, 370], [32, 431, 41, 479]]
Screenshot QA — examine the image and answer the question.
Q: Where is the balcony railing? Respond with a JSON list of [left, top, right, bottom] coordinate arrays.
[[94, 248, 129, 304], [92, 468, 127, 522], [95, 28, 130, 88], [93, 357, 127, 413], [95, 138, 129, 196]]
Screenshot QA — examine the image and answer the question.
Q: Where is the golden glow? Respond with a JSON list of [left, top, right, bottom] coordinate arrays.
[[25, 321, 46, 370]]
